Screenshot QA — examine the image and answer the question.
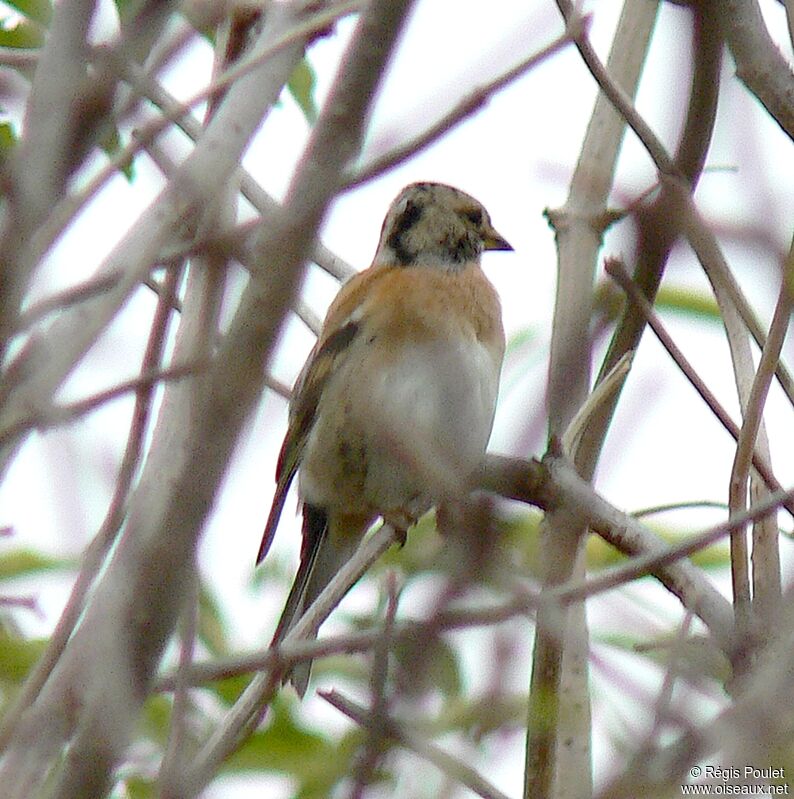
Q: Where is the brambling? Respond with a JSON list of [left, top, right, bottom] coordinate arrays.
[[258, 181, 512, 695]]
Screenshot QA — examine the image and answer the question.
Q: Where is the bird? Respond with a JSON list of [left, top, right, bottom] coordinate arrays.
[[257, 181, 513, 695]]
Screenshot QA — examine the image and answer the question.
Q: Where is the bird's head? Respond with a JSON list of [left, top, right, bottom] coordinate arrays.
[[373, 182, 512, 269]]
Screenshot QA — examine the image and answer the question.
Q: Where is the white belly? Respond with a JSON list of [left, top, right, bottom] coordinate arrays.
[[370, 337, 499, 480], [299, 333, 501, 517]]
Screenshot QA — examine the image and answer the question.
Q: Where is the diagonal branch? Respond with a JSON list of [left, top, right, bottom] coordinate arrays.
[[324, 689, 512, 799], [605, 257, 794, 520], [528, 2, 666, 797], [0, 0, 317, 477], [721, 0, 794, 140], [345, 13, 586, 189]]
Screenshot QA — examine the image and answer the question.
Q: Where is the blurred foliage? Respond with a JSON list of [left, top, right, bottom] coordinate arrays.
[[225, 698, 366, 798], [197, 581, 231, 656], [0, 547, 73, 580], [594, 278, 723, 329], [0, 626, 46, 686], [4, 0, 51, 26], [0, 120, 18, 163], [286, 59, 319, 125], [0, 3, 769, 796], [0, 11, 45, 48]]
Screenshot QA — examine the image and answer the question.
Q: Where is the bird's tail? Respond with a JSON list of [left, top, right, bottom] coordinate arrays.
[[270, 506, 365, 697]]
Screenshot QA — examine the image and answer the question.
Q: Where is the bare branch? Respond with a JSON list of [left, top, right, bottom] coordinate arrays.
[[0, 47, 38, 68], [0, 1, 180, 357], [0, 3, 327, 794], [158, 576, 200, 797], [598, 588, 794, 798], [732, 266, 791, 621], [478, 453, 736, 654], [604, 257, 794, 520], [350, 573, 400, 799], [345, 14, 585, 189], [572, 1, 722, 470], [0, 264, 184, 753], [30, 9, 358, 285], [0, 0, 315, 477], [721, 0, 794, 140], [27, 2, 417, 795], [323, 689, 513, 799], [528, 2, 663, 797], [184, 525, 402, 794], [0, 361, 207, 450], [155, 594, 537, 693]]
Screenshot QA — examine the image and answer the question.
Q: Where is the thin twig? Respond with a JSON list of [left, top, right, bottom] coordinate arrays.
[[345, 13, 587, 188], [732, 266, 791, 621], [632, 500, 728, 518], [0, 47, 39, 68], [350, 573, 400, 799], [323, 689, 512, 799], [0, 261, 184, 751], [29, 1, 362, 271], [159, 574, 200, 797], [605, 257, 794, 520], [0, 361, 208, 450]]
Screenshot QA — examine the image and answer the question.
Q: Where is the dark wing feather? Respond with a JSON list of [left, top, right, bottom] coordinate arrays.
[[269, 504, 328, 646], [256, 321, 360, 565]]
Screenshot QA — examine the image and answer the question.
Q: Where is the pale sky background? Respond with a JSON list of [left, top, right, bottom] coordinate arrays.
[[2, 0, 794, 796]]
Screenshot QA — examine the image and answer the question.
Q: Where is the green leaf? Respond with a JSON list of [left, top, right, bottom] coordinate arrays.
[[0, 548, 73, 581], [287, 58, 318, 124], [0, 121, 18, 162], [224, 696, 335, 774], [98, 124, 134, 182], [655, 285, 721, 321], [119, 776, 155, 799], [0, 16, 44, 48], [392, 631, 462, 698], [197, 582, 230, 656], [211, 672, 254, 706], [5, 0, 52, 26], [0, 629, 46, 684], [138, 693, 173, 745]]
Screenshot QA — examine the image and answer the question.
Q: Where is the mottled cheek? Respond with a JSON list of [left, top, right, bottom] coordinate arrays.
[[442, 230, 480, 263]]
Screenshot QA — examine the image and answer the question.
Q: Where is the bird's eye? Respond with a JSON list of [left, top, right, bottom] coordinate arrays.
[[463, 209, 483, 226]]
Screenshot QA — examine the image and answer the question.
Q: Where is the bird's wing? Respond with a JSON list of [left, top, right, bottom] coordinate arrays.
[[256, 319, 361, 565]]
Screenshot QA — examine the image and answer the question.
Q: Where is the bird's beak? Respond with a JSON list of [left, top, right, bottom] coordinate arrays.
[[482, 227, 513, 252]]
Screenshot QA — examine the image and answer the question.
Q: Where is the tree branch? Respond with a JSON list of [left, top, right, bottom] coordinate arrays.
[[323, 689, 512, 799], [0, 0, 315, 477], [721, 0, 794, 140], [345, 13, 585, 189]]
